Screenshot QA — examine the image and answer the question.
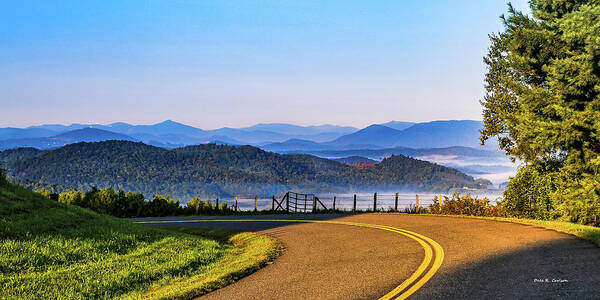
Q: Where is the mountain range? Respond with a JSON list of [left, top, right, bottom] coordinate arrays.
[[0, 119, 494, 151], [0, 119, 515, 184], [0, 120, 358, 149], [1, 141, 490, 199]]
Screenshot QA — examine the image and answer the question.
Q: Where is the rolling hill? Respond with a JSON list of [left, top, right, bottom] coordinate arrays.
[[0, 147, 43, 163], [4, 141, 489, 199], [0, 175, 278, 298]]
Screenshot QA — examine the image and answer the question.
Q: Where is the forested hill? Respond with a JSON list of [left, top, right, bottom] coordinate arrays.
[[5, 141, 489, 199], [0, 147, 42, 163]]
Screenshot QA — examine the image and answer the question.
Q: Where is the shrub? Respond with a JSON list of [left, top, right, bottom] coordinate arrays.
[[429, 193, 504, 217], [503, 165, 556, 220], [58, 190, 84, 205]]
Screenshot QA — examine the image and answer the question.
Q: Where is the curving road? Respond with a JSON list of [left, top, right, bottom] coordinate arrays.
[[134, 214, 600, 299]]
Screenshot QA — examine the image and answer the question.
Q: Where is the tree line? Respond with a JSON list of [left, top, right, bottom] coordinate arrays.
[[38, 186, 232, 218]]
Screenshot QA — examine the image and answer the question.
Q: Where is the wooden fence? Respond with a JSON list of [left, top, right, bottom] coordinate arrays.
[[209, 192, 446, 213]]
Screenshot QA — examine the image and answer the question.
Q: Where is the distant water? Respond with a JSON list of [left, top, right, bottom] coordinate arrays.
[[228, 191, 504, 212]]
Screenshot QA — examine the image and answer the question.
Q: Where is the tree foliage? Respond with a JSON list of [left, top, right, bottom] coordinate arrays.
[[0, 168, 7, 187], [503, 165, 557, 219], [481, 0, 600, 225]]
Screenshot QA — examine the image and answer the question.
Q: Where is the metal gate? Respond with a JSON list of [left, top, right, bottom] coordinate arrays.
[[272, 191, 327, 213]]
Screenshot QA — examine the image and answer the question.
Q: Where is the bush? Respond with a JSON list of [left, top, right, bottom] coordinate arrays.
[[503, 165, 556, 220], [58, 190, 84, 205], [557, 185, 600, 226], [429, 193, 504, 217]]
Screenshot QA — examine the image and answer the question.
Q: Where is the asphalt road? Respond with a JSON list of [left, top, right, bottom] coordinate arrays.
[[133, 214, 600, 299]]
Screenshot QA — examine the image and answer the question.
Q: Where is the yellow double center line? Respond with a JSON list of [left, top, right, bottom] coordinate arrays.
[[134, 218, 444, 300]]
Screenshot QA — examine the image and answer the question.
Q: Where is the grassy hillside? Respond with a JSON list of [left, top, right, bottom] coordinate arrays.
[[0, 180, 279, 298], [4, 141, 489, 198]]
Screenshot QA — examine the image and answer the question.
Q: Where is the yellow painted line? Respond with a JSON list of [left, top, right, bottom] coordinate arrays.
[[133, 218, 444, 299], [368, 223, 445, 300]]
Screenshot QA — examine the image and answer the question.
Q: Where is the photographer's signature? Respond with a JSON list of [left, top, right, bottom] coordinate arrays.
[[533, 278, 569, 283]]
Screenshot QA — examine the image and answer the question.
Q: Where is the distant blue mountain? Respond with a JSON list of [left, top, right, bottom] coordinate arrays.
[[1, 120, 360, 148], [0, 127, 58, 140], [327, 124, 403, 147], [324, 120, 497, 150], [262, 139, 329, 152], [0, 128, 136, 150], [205, 128, 285, 144], [392, 120, 494, 149], [1, 119, 498, 151], [52, 128, 136, 142], [244, 123, 357, 136], [379, 121, 415, 131], [123, 120, 205, 136]]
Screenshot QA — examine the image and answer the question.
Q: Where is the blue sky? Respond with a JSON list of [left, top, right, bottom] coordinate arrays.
[[1, 0, 529, 129]]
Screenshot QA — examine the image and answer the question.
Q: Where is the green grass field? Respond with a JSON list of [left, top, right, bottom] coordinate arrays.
[[0, 182, 280, 299]]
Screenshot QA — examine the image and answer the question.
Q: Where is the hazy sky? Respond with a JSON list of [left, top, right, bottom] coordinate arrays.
[[1, 0, 529, 129]]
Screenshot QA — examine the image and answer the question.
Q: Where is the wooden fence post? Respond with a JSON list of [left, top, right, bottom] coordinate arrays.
[[235, 196, 238, 212], [272, 196, 275, 211], [374, 192, 377, 212], [254, 196, 258, 212], [416, 194, 419, 213], [395, 192, 399, 212], [353, 194, 357, 212], [286, 193, 289, 212], [216, 198, 219, 212], [333, 196, 336, 211]]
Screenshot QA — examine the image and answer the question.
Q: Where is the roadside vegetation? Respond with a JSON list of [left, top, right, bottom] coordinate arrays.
[[0, 171, 279, 298], [420, 193, 600, 245], [36, 186, 235, 218], [422, 197, 600, 246], [479, 0, 600, 225]]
